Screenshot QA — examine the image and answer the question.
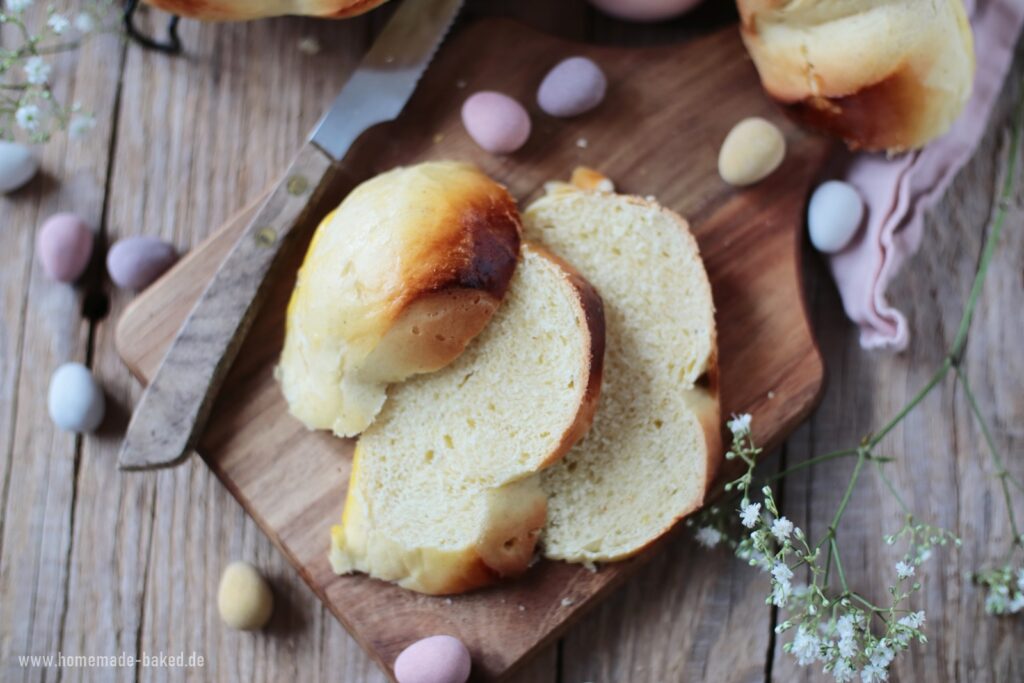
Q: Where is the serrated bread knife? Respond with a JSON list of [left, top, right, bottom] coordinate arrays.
[[119, 0, 465, 470]]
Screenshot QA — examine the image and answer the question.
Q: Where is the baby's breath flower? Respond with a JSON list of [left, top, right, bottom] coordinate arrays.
[[895, 561, 915, 580], [897, 611, 925, 629], [790, 625, 821, 666], [771, 516, 795, 542], [727, 413, 752, 437], [69, 113, 96, 139], [74, 12, 95, 33], [298, 36, 321, 55], [772, 561, 794, 586], [47, 13, 70, 35], [860, 662, 887, 683], [832, 658, 856, 682], [739, 500, 761, 528], [15, 104, 41, 132], [695, 526, 722, 548], [24, 56, 50, 85], [7, 0, 33, 12]]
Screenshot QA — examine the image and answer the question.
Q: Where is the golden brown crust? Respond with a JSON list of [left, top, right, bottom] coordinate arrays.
[[523, 244, 606, 471], [143, 0, 389, 20], [278, 161, 522, 437], [737, 0, 974, 152], [331, 448, 548, 595]]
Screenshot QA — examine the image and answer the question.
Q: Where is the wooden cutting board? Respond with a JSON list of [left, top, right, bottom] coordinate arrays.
[[116, 18, 829, 682]]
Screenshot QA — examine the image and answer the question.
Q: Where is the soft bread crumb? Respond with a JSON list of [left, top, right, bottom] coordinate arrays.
[[330, 245, 604, 594], [524, 186, 720, 564]]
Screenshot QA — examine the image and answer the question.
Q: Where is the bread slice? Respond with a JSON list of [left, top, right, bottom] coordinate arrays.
[[523, 182, 721, 563], [278, 161, 522, 438], [330, 243, 604, 594]]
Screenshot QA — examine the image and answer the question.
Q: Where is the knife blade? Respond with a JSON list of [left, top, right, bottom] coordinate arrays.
[[118, 0, 465, 470]]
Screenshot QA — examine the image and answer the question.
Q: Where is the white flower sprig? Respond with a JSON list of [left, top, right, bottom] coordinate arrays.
[[691, 416, 960, 682], [0, 0, 118, 143], [974, 565, 1024, 615]]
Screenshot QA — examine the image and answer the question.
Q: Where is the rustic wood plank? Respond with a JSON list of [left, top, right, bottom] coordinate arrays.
[[0, 4, 126, 681], [773, 48, 1024, 683]]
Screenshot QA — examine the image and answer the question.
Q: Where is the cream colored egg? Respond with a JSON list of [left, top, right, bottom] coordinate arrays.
[[217, 561, 274, 631], [718, 117, 786, 187]]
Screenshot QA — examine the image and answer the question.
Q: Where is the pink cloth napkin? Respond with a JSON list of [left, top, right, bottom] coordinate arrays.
[[828, 0, 1024, 351]]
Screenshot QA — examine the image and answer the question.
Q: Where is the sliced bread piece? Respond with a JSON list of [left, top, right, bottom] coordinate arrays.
[[330, 243, 605, 594], [523, 183, 721, 563]]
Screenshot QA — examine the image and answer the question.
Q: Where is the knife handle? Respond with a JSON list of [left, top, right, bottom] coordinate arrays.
[[119, 142, 336, 470]]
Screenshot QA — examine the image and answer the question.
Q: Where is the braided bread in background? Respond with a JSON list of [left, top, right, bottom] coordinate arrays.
[[737, 0, 975, 151]]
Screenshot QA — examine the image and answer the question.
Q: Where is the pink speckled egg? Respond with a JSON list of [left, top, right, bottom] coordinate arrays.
[[588, 0, 704, 22], [461, 91, 531, 154], [538, 56, 607, 118], [106, 236, 178, 291], [394, 635, 471, 683], [37, 213, 93, 283]]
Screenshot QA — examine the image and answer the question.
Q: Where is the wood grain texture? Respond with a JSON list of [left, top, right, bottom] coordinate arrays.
[[0, 4, 125, 681], [114, 20, 829, 680], [3, 1, 1020, 682], [118, 141, 335, 470]]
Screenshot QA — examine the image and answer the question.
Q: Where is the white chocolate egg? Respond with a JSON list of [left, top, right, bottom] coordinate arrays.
[[48, 362, 105, 433], [718, 117, 786, 187], [0, 141, 39, 194], [808, 181, 865, 253], [217, 561, 274, 631]]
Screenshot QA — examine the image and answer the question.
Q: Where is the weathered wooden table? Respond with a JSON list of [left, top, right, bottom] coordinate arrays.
[[2, 2, 1022, 681]]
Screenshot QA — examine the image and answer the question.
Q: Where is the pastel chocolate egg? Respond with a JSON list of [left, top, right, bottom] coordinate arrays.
[[394, 635, 471, 683], [537, 56, 607, 118], [588, 0, 704, 22], [461, 92, 531, 154], [37, 213, 94, 283], [217, 561, 274, 631], [718, 117, 786, 187], [808, 180, 864, 253], [106, 236, 178, 290], [0, 141, 40, 194], [48, 362, 105, 433]]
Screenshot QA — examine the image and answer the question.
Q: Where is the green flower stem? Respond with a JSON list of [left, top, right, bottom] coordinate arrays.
[[871, 457, 913, 517], [868, 359, 952, 448], [949, 86, 1023, 362], [956, 365, 1022, 548], [831, 537, 851, 593], [767, 447, 861, 483]]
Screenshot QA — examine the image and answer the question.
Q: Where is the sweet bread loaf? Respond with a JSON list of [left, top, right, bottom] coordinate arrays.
[[277, 161, 521, 438], [737, 0, 975, 151]]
